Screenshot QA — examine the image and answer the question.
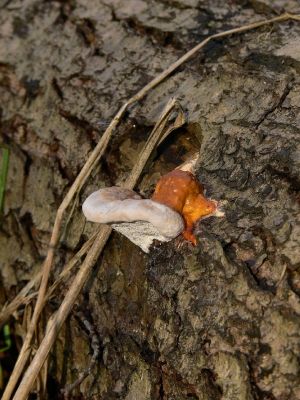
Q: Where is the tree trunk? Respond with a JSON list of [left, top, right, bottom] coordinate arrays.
[[1, 0, 300, 399]]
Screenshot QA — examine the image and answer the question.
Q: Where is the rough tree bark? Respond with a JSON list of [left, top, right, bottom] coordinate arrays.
[[1, 0, 300, 399]]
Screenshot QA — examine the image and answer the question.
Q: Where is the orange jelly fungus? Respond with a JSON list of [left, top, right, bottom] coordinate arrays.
[[151, 170, 216, 245]]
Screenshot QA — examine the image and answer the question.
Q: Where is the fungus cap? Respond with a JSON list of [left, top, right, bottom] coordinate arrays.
[[82, 187, 184, 252]]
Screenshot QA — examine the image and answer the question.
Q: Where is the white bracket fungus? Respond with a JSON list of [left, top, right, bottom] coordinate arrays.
[[82, 187, 184, 253]]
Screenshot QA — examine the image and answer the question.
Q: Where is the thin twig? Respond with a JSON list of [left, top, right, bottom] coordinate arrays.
[[46, 231, 99, 299], [60, 192, 80, 244], [0, 231, 97, 328], [11, 98, 184, 400], [3, 12, 300, 400], [0, 146, 9, 213], [0, 276, 37, 327], [1, 103, 129, 400]]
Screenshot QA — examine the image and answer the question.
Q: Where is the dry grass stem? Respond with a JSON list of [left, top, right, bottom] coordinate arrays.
[[12, 98, 184, 399], [0, 231, 98, 328], [0, 289, 36, 329]]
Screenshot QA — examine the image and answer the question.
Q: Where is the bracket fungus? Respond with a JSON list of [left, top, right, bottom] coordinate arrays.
[[151, 169, 223, 245], [82, 165, 224, 252], [82, 186, 184, 253]]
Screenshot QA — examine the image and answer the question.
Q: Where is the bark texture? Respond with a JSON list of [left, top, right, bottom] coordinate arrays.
[[1, 0, 300, 399]]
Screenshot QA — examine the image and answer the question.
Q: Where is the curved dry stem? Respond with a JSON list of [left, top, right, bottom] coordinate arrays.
[[2, 103, 128, 400], [0, 230, 98, 329], [11, 98, 183, 400]]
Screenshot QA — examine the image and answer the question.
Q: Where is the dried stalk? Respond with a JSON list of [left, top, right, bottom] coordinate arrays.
[[1, 104, 130, 400], [12, 98, 184, 400], [3, 12, 300, 400], [0, 286, 37, 329], [0, 231, 98, 328]]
